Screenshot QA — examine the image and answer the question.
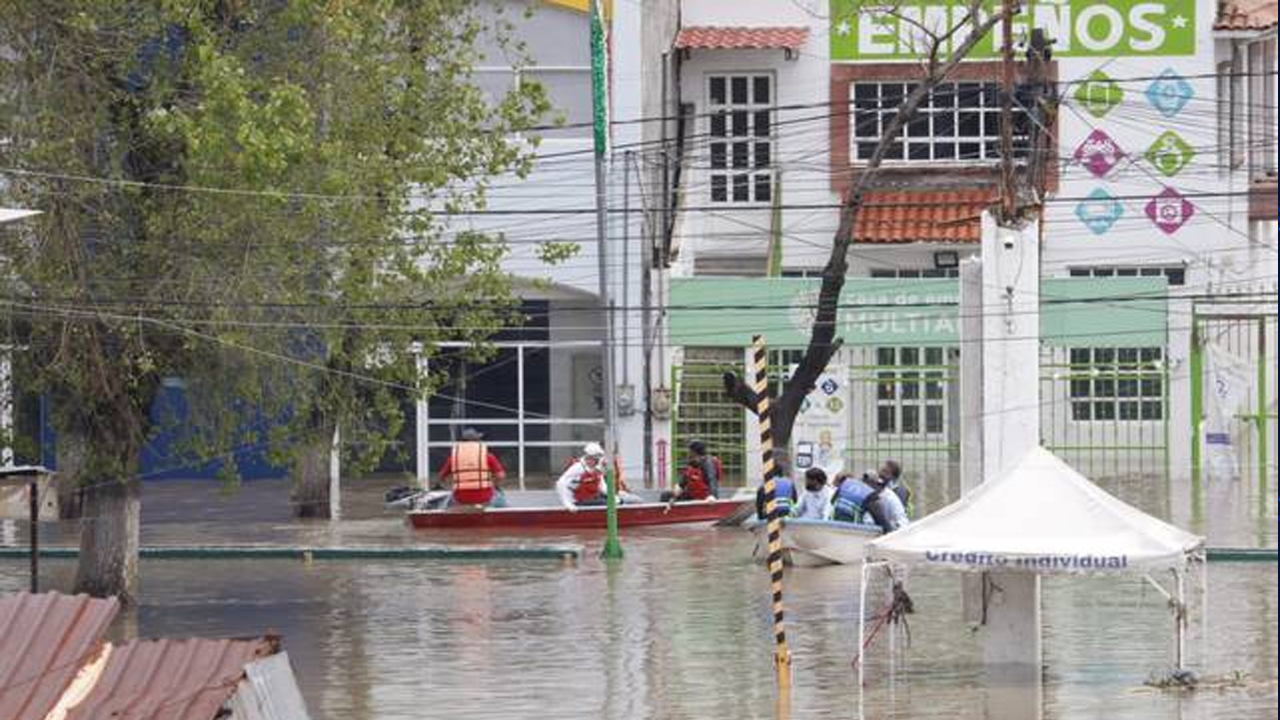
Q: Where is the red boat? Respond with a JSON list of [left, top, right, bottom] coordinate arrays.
[[407, 497, 747, 530]]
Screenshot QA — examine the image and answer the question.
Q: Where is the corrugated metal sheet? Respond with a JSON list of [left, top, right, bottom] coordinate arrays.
[[853, 190, 997, 244], [224, 652, 312, 720], [0, 592, 118, 720], [675, 26, 810, 51], [64, 636, 278, 720], [1216, 0, 1277, 30]]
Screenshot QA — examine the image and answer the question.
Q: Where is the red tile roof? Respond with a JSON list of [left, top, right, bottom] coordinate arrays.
[[853, 190, 998, 244], [64, 637, 279, 720], [0, 592, 118, 720], [674, 26, 810, 51], [1216, 0, 1277, 30]]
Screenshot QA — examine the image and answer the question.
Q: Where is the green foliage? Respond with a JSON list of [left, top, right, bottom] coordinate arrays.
[[0, 0, 551, 482]]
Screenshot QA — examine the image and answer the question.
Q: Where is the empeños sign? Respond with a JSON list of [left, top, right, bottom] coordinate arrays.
[[830, 0, 1196, 60]]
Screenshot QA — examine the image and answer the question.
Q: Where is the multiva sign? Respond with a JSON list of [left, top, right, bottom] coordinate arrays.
[[830, 0, 1197, 60]]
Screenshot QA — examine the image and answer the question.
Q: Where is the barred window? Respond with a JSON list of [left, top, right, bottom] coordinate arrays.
[[851, 81, 1029, 163], [708, 74, 773, 203], [1067, 266, 1186, 286], [876, 346, 947, 435], [1068, 347, 1165, 422]]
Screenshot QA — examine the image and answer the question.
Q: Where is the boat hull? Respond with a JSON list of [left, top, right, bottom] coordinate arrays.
[[407, 498, 747, 530], [746, 517, 882, 566]]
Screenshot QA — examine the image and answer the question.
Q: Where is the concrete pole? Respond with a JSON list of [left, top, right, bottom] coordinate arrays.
[[415, 352, 430, 488], [1, 348, 13, 467], [978, 212, 1043, 681]]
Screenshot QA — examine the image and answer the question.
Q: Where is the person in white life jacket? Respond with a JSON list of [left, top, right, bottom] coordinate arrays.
[[555, 443, 632, 511], [793, 468, 831, 520], [438, 427, 507, 507]]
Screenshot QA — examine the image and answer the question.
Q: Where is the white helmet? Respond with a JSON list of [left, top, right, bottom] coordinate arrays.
[[582, 442, 606, 459]]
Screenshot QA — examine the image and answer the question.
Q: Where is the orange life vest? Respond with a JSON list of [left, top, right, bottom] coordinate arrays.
[[681, 456, 722, 500], [572, 465, 605, 503], [450, 441, 494, 492]]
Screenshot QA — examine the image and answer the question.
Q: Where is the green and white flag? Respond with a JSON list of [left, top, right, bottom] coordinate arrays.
[[590, 0, 609, 157]]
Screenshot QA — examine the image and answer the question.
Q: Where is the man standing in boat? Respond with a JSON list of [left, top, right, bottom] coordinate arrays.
[[438, 427, 507, 507]]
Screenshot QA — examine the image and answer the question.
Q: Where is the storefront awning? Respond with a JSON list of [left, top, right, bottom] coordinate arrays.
[[853, 190, 997, 244], [674, 26, 810, 52]]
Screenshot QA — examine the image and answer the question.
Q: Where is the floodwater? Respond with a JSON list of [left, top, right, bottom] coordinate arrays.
[[0, 474, 1275, 720]]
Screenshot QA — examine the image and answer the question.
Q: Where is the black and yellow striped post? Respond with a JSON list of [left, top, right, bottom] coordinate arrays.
[[751, 334, 792, 689]]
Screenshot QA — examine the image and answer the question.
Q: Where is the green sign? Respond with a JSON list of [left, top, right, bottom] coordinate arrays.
[[1075, 70, 1124, 117], [668, 277, 1167, 348], [830, 0, 1196, 60], [1145, 129, 1195, 176]]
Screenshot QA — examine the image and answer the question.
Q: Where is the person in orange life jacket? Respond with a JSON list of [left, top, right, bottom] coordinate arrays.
[[660, 440, 721, 503], [438, 428, 507, 507], [555, 442, 613, 511]]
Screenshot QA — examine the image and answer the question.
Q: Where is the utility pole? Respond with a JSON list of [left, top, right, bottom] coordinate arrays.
[[999, 0, 1017, 221], [590, 0, 622, 559]]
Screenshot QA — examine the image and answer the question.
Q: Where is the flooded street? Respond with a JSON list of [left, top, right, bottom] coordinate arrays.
[[1, 475, 1275, 719]]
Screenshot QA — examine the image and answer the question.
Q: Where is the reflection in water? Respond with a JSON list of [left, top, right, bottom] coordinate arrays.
[[0, 476, 1273, 720]]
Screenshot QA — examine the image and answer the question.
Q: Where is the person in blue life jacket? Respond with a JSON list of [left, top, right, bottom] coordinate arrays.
[[755, 472, 798, 521], [793, 468, 831, 520], [830, 470, 877, 523]]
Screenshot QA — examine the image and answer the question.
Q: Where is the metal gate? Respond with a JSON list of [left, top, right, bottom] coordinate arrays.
[[1190, 310, 1277, 496], [846, 344, 959, 476], [1040, 344, 1171, 481], [671, 348, 746, 486]]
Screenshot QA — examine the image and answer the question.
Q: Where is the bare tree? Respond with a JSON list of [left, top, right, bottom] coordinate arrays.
[[723, 1, 1017, 472]]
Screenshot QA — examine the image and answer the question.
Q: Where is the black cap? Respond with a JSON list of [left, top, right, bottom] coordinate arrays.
[[460, 427, 483, 441]]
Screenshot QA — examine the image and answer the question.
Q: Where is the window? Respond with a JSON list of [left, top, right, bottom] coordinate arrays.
[[1218, 52, 1246, 170], [875, 346, 947, 435], [475, 67, 592, 138], [708, 74, 773, 203], [869, 268, 960, 279], [1247, 38, 1278, 176], [1067, 266, 1185, 286], [1068, 347, 1165, 422], [851, 82, 1029, 163]]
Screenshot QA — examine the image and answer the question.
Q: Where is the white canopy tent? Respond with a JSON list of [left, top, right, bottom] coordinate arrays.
[[858, 446, 1205, 686]]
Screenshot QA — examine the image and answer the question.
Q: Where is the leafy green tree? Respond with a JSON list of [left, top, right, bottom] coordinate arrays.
[[0, 0, 550, 603]]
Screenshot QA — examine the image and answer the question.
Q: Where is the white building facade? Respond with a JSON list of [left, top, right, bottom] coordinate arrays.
[[655, 0, 1276, 490]]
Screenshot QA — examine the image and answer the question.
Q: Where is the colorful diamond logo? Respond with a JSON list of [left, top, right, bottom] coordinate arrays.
[[1145, 130, 1195, 177], [1075, 188, 1124, 235], [1145, 69, 1193, 118], [1145, 187, 1195, 234], [1073, 129, 1126, 178], [1074, 70, 1123, 118]]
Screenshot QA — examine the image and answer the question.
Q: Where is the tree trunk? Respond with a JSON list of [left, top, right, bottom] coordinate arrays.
[[290, 431, 334, 518], [54, 429, 88, 519], [73, 480, 141, 604]]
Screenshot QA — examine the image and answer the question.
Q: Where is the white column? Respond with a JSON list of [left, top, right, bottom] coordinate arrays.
[[415, 352, 430, 488], [977, 212, 1043, 677], [1, 348, 13, 467], [517, 345, 526, 490], [959, 258, 984, 495]]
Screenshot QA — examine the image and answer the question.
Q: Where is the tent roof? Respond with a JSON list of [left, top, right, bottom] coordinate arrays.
[[865, 446, 1203, 573]]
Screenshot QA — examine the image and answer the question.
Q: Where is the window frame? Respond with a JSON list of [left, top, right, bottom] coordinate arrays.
[[1067, 346, 1166, 423], [706, 71, 776, 205]]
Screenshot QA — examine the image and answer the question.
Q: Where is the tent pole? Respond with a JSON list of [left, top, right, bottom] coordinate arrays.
[[858, 560, 870, 690], [1175, 569, 1186, 669]]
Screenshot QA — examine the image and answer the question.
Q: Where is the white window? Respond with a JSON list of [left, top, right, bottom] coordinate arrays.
[[1068, 347, 1165, 422], [1218, 52, 1246, 170], [875, 346, 947, 435], [1068, 266, 1186, 286], [851, 82, 1029, 163], [1247, 38, 1277, 176], [869, 268, 959, 278], [707, 74, 773, 203]]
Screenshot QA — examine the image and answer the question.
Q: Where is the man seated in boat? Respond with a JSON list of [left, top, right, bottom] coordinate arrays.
[[659, 440, 721, 504], [438, 428, 507, 508], [555, 443, 643, 511], [830, 470, 876, 524], [878, 459, 914, 517], [793, 468, 832, 520], [754, 473, 797, 521], [862, 472, 910, 534]]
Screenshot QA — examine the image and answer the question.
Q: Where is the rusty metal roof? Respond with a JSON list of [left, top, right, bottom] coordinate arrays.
[[674, 26, 810, 51], [64, 636, 279, 720], [0, 592, 118, 720], [1216, 0, 1277, 30], [853, 189, 998, 244]]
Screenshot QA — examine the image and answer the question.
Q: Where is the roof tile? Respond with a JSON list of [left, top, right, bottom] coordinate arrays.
[[1215, 0, 1277, 30], [853, 189, 998, 244], [674, 26, 810, 51]]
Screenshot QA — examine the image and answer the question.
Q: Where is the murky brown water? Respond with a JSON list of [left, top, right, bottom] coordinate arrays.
[[0, 474, 1275, 720]]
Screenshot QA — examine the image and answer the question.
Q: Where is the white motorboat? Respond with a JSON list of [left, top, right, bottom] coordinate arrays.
[[745, 516, 883, 567]]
